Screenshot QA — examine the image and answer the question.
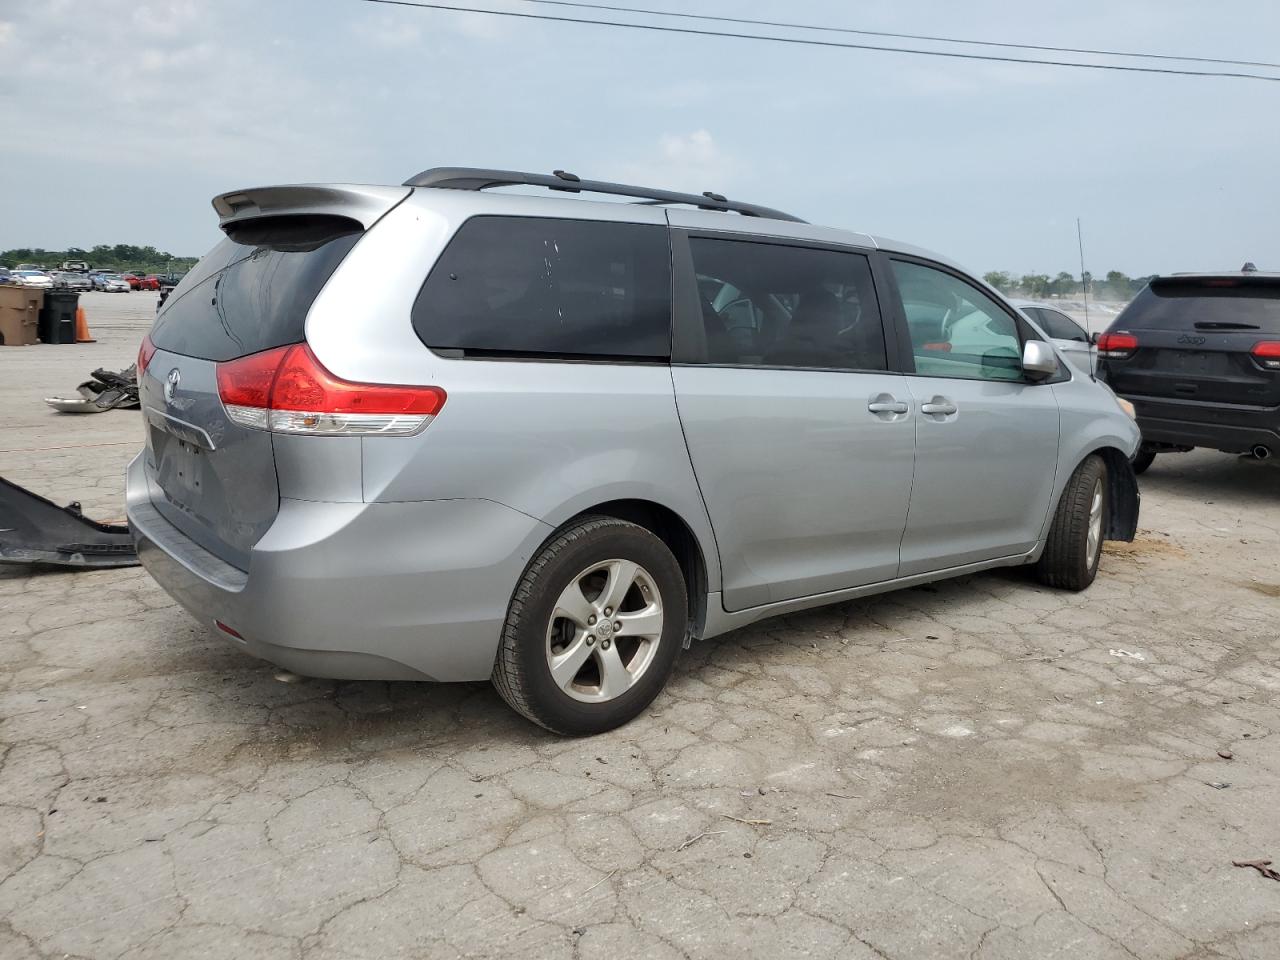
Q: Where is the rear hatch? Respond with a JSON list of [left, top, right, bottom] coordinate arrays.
[[1101, 276, 1280, 408], [140, 185, 408, 569]]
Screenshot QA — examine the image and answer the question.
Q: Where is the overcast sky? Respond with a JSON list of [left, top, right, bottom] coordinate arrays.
[[2, 0, 1277, 276]]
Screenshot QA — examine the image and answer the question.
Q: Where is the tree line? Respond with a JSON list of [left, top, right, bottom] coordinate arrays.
[[1, 244, 198, 275], [982, 270, 1153, 301]]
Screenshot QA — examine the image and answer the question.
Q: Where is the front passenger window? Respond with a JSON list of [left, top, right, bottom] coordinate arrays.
[[891, 260, 1023, 381]]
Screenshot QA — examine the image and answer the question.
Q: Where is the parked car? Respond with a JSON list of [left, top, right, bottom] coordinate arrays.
[[52, 272, 92, 292], [1011, 300, 1096, 374], [138, 275, 162, 291], [121, 273, 143, 290], [92, 272, 131, 292], [0, 268, 13, 285], [62, 259, 91, 272], [14, 270, 54, 289], [1098, 266, 1280, 472], [128, 167, 1141, 735]]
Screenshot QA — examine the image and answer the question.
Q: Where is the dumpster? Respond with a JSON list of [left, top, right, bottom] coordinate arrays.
[[0, 286, 42, 346], [38, 290, 79, 344]]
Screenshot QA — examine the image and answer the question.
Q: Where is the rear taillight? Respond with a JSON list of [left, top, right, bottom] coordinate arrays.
[[1096, 332, 1138, 359], [216, 344, 445, 436], [137, 334, 156, 377], [1252, 341, 1280, 370]]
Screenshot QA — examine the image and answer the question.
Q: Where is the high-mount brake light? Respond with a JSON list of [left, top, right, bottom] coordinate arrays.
[[216, 344, 445, 436], [1096, 332, 1138, 359]]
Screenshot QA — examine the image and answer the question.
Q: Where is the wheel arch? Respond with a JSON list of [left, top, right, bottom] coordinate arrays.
[[559, 498, 711, 644], [1090, 446, 1140, 542]]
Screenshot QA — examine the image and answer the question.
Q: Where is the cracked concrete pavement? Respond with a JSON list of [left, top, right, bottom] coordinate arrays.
[[2, 293, 1278, 959]]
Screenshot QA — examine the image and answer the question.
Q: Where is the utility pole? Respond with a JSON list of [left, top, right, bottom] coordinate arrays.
[[1076, 217, 1090, 332]]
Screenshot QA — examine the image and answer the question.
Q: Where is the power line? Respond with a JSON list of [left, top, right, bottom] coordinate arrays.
[[362, 0, 1280, 82], [513, 0, 1280, 71]]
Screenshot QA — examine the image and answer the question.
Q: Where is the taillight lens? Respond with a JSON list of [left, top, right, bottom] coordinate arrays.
[[1252, 341, 1280, 370], [137, 334, 157, 377], [216, 344, 445, 436], [1096, 332, 1138, 359]]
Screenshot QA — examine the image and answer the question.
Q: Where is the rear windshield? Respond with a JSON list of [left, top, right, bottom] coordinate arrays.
[[1115, 279, 1280, 333], [150, 215, 362, 361], [412, 216, 672, 360]]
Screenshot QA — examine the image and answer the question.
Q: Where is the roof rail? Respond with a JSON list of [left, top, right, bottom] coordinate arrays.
[[402, 167, 806, 223]]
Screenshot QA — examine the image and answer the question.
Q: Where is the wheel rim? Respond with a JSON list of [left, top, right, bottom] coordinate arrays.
[[1086, 478, 1104, 565], [545, 558, 664, 704]]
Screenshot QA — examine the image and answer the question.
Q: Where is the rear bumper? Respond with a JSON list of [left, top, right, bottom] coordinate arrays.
[[1119, 394, 1280, 454], [126, 454, 551, 682]]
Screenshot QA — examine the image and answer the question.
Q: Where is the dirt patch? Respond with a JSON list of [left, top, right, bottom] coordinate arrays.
[[1103, 531, 1188, 560], [1238, 580, 1280, 598]]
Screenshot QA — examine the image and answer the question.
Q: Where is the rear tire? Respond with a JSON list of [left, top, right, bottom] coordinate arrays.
[[492, 516, 687, 735], [1035, 454, 1107, 591], [1132, 448, 1156, 474]]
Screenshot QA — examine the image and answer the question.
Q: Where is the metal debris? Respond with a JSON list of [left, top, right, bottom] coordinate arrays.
[[44, 364, 140, 414]]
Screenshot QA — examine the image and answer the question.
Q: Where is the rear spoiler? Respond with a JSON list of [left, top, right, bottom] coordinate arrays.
[[211, 184, 412, 232]]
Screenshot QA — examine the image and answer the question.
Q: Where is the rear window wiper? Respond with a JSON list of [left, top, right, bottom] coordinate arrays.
[[1194, 321, 1261, 330]]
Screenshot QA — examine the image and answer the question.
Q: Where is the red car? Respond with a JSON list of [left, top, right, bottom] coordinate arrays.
[[120, 273, 142, 290], [139, 275, 161, 291]]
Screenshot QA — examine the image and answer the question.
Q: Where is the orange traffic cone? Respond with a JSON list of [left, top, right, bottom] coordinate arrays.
[[75, 306, 96, 343]]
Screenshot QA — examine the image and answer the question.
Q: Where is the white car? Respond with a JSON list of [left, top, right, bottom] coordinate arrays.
[[93, 273, 131, 292], [14, 270, 54, 289], [1011, 300, 1097, 374]]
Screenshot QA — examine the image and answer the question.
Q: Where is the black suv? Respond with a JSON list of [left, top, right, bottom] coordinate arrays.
[[1098, 268, 1280, 472]]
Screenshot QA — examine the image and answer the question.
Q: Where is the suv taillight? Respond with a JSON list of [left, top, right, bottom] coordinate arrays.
[[1096, 332, 1138, 359], [216, 344, 445, 436], [137, 334, 156, 377], [1252, 341, 1280, 370]]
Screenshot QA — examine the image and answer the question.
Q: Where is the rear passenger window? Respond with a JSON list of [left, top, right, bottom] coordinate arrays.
[[1033, 308, 1088, 342], [891, 260, 1023, 381], [687, 238, 887, 371], [413, 217, 671, 360]]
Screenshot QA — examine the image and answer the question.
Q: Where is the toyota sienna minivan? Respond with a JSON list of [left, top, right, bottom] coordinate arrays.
[[128, 167, 1141, 734]]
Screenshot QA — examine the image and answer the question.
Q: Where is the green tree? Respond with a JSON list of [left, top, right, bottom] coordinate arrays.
[[2, 244, 197, 274], [983, 270, 1012, 292], [1020, 273, 1052, 298], [1104, 270, 1131, 299], [1052, 271, 1075, 297]]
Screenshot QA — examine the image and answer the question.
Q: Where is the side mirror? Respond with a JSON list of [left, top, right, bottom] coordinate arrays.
[[1022, 340, 1059, 380], [1089, 330, 1101, 345]]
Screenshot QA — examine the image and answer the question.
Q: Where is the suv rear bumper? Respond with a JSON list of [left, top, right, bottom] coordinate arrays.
[[126, 454, 550, 682], [1119, 394, 1280, 454]]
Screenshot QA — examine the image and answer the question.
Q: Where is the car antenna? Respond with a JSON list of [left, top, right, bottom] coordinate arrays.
[[1077, 216, 1096, 382]]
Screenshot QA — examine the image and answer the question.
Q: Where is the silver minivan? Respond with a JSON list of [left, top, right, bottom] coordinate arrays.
[[127, 167, 1141, 734]]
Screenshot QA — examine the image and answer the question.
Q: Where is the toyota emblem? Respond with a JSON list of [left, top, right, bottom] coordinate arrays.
[[164, 368, 181, 405]]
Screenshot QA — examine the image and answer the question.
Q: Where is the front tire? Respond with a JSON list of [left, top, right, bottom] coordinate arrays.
[[492, 516, 687, 735], [1131, 448, 1156, 474], [1035, 454, 1107, 591]]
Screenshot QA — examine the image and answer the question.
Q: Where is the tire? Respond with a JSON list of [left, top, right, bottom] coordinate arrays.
[[1035, 454, 1108, 591], [1131, 448, 1156, 475], [492, 516, 687, 735]]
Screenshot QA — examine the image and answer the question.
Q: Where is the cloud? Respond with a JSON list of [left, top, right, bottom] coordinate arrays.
[[615, 130, 741, 195], [356, 12, 423, 48], [0, 0, 371, 180]]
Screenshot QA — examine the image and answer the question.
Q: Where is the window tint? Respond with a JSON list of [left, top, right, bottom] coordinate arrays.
[[1117, 279, 1280, 334], [413, 217, 671, 360], [891, 260, 1023, 381], [687, 238, 886, 371], [151, 215, 362, 362], [1030, 307, 1088, 342]]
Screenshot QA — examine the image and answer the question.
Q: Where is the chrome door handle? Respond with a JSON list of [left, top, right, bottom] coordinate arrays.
[[868, 400, 909, 414], [921, 400, 958, 416]]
